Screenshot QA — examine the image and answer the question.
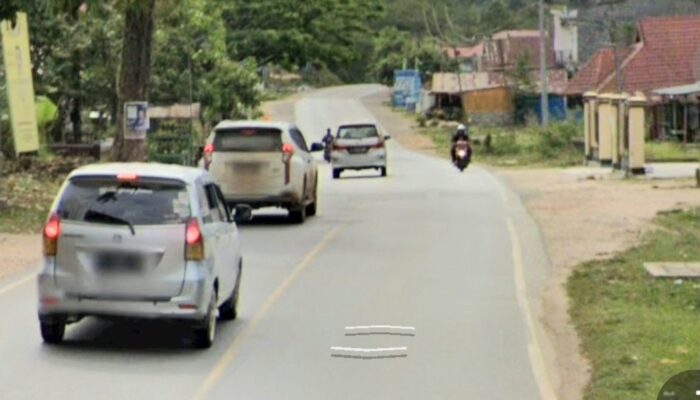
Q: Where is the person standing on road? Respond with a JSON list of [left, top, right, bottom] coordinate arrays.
[[322, 128, 334, 162]]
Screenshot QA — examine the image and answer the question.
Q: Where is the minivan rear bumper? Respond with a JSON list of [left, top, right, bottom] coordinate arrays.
[[38, 259, 212, 322]]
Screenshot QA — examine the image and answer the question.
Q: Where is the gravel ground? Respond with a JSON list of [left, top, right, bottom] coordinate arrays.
[[0, 234, 41, 281]]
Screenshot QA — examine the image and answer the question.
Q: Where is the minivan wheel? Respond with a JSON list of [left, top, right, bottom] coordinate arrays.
[[289, 206, 306, 224], [332, 169, 341, 179], [193, 291, 217, 349], [219, 262, 242, 321], [40, 318, 66, 344], [380, 167, 387, 177]]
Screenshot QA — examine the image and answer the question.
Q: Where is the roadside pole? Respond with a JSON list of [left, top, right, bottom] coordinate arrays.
[[538, 0, 549, 126]]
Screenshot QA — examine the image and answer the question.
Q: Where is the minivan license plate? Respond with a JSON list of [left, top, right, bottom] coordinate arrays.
[[96, 252, 143, 273]]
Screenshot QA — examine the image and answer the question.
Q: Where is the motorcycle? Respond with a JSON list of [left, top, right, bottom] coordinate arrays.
[[453, 139, 471, 172]]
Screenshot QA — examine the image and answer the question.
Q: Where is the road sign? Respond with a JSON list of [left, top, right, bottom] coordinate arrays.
[[1, 13, 40, 155]]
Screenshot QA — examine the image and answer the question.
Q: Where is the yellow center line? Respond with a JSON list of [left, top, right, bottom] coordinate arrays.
[[0, 274, 34, 297], [192, 224, 344, 400]]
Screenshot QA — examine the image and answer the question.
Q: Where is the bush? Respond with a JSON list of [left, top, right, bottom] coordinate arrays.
[[490, 133, 521, 156], [416, 114, 427, 127], [533, 122, 580, 158]]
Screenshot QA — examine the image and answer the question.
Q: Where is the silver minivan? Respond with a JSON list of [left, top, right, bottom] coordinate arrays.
[[37, 163, 242, 349]]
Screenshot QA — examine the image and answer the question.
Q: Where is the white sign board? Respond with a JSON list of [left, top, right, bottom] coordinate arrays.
[[124, 101, 149, 140]]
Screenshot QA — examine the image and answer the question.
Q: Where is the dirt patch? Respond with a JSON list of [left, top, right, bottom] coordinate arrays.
[[0, 234, 41, 281]]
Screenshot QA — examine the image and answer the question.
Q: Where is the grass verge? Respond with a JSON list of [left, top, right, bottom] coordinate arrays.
[[568, 208, 700, 399], [646, 142, 700, 163], [417, 122, 584, 167], [0, 157, 81, 234]]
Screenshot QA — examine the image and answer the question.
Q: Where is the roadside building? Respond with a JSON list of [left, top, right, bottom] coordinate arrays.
[[566, 15, 700, 140], [431, 29, 569, 125], [442, 44, 484, 73]]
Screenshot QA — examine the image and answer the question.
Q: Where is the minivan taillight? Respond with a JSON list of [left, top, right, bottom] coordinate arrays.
[[43, 213, 61, 256], [185, 218, 204, 261]]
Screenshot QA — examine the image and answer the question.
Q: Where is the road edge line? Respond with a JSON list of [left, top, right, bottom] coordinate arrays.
[[507, 218, 558, 400], [0, 273, 34, 297], [192, 224, 344, 400]]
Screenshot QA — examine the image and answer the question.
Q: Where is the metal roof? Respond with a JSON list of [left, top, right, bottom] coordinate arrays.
[[652, 81, 700, 97]]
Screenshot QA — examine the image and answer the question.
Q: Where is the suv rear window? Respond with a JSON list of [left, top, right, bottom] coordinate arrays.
[[214, 128, 282, 152], [57, 177, 191, 226], [337, 125, 378, 139]]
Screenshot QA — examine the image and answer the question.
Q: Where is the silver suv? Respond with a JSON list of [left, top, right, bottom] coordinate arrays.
[[37, 163, 242, 349], [202, 121, 323, 223]]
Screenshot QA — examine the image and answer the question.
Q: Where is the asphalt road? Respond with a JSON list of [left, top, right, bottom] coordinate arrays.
[[0, 85, 553, 400]]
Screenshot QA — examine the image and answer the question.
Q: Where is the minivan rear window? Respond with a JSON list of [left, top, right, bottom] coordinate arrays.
[[214, 128, 282, 152], [57, 177, 191, 226], [337, 125, 378, 139]]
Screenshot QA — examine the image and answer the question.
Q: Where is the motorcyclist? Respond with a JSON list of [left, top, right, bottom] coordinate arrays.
[[450, 123, 471, 163]]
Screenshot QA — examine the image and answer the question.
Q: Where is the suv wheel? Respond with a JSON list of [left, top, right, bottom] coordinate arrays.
[[306, 183, 317, 217], [40, 318, 66, 344], [289, 206, 306, 224], [219, 262, 242, 321], [193, 290, 217, 349]]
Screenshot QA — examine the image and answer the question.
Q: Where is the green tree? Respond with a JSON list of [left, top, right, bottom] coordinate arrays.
[[371, 27, 443, 85], [112, 0, 156, 162], [219, 0, 383, 72], [150, 0, 260, 122]]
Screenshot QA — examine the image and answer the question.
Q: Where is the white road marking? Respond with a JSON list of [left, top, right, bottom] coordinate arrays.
[[507, 218, 558, 400], [0, 274, 34, 297], [344, 325, 415, 331], [192, 225, 344, 400], [331, 346, 407, 353]]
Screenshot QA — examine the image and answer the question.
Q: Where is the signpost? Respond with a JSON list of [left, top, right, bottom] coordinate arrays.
[[124, 101, 149, 140], [1, 12, 40, 155]]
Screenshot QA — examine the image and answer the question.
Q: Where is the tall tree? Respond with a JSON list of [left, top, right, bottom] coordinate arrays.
[[112, 0, 156, 161], [219, 0, 382, 72]]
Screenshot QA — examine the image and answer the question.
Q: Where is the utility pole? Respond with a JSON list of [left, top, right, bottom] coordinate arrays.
[[538, 0, 549, 126]]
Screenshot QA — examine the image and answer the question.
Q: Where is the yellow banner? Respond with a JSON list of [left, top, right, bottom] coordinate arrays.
[[1, 13, 39, 155]]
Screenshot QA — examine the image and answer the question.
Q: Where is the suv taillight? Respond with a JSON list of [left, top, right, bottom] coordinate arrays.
[[43, 213, 60, 256], [371, 140, 385, 149], [185, 218, 204, 261], [282, 143, 294, 184], [203, 144, 214, 170], [281, 143, 294, 162]]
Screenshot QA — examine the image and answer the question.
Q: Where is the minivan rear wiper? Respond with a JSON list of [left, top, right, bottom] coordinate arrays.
[[84, 209, 136, 235]]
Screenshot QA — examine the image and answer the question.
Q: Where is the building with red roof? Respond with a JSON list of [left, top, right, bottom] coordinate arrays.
[[566, 15, 700, 140], [566, 15, 700, 96]]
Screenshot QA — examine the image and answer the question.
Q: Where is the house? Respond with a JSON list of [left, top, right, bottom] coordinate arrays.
[[565, 15, 700, 140], [443, 43, 484, 73], [431, 28, 569, 125]]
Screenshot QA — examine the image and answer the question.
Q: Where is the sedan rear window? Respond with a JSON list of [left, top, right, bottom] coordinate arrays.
[[57, 177, 191, 226], [337, 125, 379, 139], [214, 128, 282, 152]]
